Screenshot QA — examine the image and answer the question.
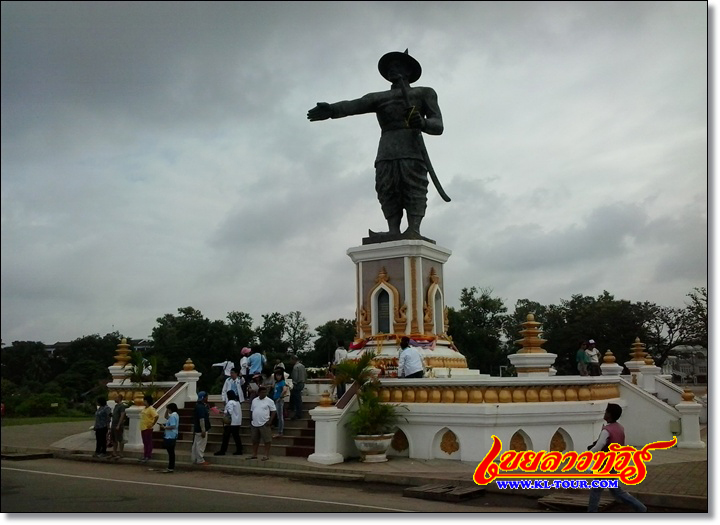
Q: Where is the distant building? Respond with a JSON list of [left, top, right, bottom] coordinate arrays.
[[44, 341, 71, 357], [663, 345, 707, 384]]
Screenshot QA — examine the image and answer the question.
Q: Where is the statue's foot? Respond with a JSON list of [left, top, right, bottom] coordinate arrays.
[[402, 228, 422, 239], [368, 229, 400, 238]]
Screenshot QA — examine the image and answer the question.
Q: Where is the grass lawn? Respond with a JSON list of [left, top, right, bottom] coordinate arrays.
[[2, 416, 93, 427]]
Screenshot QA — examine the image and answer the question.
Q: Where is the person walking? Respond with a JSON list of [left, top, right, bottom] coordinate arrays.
[[398, 337, 424, 378], [159, 403, 179, 473], [576, 341, 590, 376], [289, 355, 307, 420], [221, 368, 245, 404], [248, 386, 276, 461], [333, 341, 349, 399], [212, 358, 236, 380], [271, 369, 289, 438], [191, 391, 211, 466], [92, 397, 112, 458], [247, 348, 266, 379], [110, 393, 127, 459], [139, 395, 158, 462], [215, 390, 243, 456], [239, 347, 251, 396], [588, 403, 647, 512]]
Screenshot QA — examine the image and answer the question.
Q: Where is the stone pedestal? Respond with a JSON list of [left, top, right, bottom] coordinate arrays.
[[507, 353, 558, 377], [347, 239, 452, 338], [675, 400, 705, 449], [175, 370, 201, 403], [600, 362, 624, 376], [124, 405, 144, 451], [346, 239, 477, 376], [308, 406, 347, 465], [639, 364, 661, 394], [625, 359, 644, 384]]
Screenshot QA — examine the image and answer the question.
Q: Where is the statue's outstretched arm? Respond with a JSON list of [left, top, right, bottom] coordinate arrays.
[[307, 93, 377, 122], [307, 102, 333, 121]]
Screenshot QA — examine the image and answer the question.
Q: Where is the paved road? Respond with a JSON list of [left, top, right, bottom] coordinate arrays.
[[1, 458, 539, 513]]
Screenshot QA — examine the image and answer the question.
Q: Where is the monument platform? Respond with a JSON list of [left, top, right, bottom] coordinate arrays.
[[346, 239, 482, 378]]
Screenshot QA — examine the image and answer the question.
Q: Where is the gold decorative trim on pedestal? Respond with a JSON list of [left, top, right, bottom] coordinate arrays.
[[514, 314, 548, 354], [510, 432, 528, 452], [359, 305, 371, 336], [363, 267, 408, 336], [423, 301, 434, 334], [681, 390, 695, 402], [183, 358, 196, 371], [394, 303, 408, 334], [440, 430, 460, 455], [410, 258, 419, 333], [423, 267, 442, 334], [603, 350, 616, 363], [392, 430, 409, 452], [630, 337, 647, 361], [550, 431, 567, 452], [318, 391, 333, 407], [374, 383, 620, 404], [113, 338, 132, 367]]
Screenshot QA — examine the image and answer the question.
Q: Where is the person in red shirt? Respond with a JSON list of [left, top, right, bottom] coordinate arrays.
[[588, 403, 647, 512]]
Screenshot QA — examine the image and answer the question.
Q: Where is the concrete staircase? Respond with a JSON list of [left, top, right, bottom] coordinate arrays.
[[152, 400, 317, 457]]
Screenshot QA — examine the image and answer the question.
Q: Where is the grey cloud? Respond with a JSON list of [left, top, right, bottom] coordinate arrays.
[[1, 2, 706, 343]]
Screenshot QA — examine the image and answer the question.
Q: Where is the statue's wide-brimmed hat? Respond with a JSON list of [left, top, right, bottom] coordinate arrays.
[[378, 49, 422, 84]]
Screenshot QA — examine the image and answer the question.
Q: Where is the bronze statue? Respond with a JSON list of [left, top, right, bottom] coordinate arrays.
[[308, 50, 449, 243]]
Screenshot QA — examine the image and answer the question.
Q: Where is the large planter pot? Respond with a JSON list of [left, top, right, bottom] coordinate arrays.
[[354, 433, 395, 463]]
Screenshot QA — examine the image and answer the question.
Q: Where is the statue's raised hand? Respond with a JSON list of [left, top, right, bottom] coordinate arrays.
[[307, 102, 333, 121]]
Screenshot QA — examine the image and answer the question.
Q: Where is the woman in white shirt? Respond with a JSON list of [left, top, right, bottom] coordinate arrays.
[[214, 390, 243, 456]]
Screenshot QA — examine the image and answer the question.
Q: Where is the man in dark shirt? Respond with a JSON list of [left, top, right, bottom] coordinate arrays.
[[191, 391, 211, 465], [308, 50, 443, 239], [110, 393, 127, 459], [289, 355, 307, 420]]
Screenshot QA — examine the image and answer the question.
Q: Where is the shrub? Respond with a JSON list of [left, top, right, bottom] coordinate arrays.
[[14, 393, 67, 417]]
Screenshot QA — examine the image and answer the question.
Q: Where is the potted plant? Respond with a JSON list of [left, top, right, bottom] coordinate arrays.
[[333, 351, 404, 462], [122, 351, 158, 405]]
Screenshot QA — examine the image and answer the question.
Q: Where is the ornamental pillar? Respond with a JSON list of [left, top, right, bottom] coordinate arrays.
[[507, 314, 557, 376], [624, 337, 647, 385]]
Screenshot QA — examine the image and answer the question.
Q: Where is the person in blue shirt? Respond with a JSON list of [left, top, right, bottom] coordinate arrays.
[[247, 349, 266, 378], [160, 403, 179, 473], [271, 369, 289, 438]]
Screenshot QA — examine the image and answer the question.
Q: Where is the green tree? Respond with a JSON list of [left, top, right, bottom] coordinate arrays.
[[44, 334, 119, 401], [447, 287, 507, 374], [255, 312, 287, 354], [537, 292, 651, 374], [644, 305, 687, 367], [308, 318, 356, 367], [503, 299, 548, 354], [151, 307, 218, 390], [284, 311, 314, 355], [683, 287, 708, 349], [226, 311, 256, 351], [1, 341, 49, 385]]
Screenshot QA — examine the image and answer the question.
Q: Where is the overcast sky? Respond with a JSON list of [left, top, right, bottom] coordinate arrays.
[[1, 2, 708, 346]]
